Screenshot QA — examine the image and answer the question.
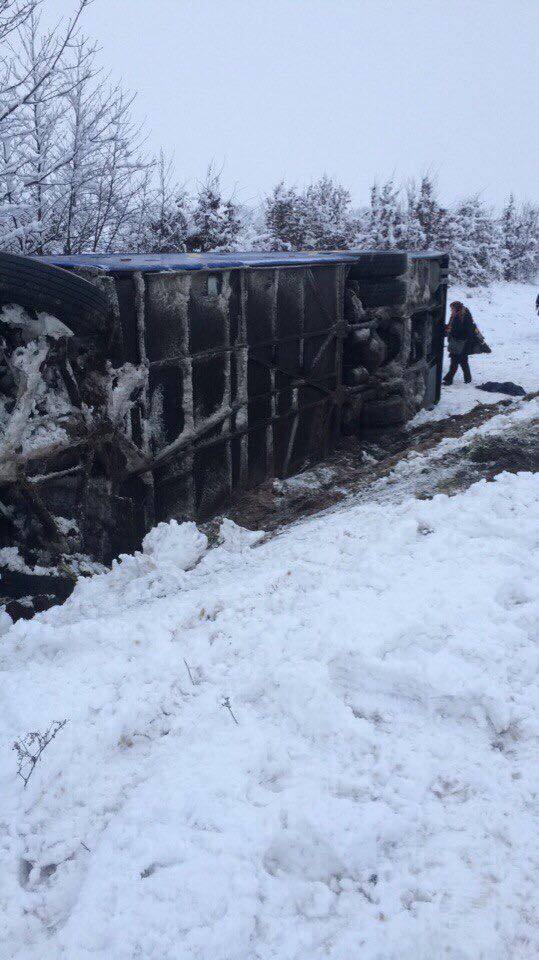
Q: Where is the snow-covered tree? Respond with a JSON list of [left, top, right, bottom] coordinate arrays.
[[262, 175, 355, 251], [499, 195, 539, 282], [358, 179, 407, 249], [448, 195, 503, 286], [401, 184, 427, 251], [301, 175, 355, 249], [405, 175, 452, 252], [2, 7, 538, 280], [188, 166, 242, 252], [0, 2, 150, 255], [137, 152, 189, 253], [262, 181, 306, 250], [0, 1, 90, 248], [16, 10, 66, 253], [51, 35, 151, 254]]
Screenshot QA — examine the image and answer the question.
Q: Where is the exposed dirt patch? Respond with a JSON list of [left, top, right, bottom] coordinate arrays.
[[208, 394, 538, 537]]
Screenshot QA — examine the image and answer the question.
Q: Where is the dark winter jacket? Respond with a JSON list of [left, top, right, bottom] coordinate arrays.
[[448, 307, 475, 341], [446, 306, 488, 356]]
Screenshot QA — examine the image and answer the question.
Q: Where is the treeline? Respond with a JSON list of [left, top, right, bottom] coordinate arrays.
[[1, 1, 538, 287], [250, 177, 539, 286]]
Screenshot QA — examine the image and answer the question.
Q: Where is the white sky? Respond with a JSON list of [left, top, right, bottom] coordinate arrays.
[[47, 0, 538, 208]]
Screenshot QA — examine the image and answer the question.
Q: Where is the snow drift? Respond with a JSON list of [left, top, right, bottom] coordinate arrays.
[[1, 461, 538, 959]]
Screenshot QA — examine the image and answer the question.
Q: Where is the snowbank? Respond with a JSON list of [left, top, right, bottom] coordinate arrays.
[[1, 465, 538, 959]]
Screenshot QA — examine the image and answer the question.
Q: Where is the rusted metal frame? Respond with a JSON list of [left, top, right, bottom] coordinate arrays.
[[326, 265, 347, 451], [140, 263, 344, 492], [283, 267, 305, 477], [194, 396, 333, 454], [142, 372, 335, 477], [265, 268, 278, 477], [294, 265, 346, 461], [433, 278, 448, 403], [146, 307, 341, 475], [236, 269, 249, 485], [132, 271, 150, 455], [0, 436, 89, 486], [304, 264, 346, 374], [304, 266, 336, 330], [247, 354, 335, 398], [410, 298, 447, 315], [28, 464, 85, 485], [151, 394, 333, 491], [281, 265, 343, 472], [308, 328, 339, 378], [335, 266, 346, 396], [146, 322, 343, 369]]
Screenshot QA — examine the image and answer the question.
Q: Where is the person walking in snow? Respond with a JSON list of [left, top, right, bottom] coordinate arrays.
[[443, 301, 488, 385]]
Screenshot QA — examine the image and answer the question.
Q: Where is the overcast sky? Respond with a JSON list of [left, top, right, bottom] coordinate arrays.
[[48, 0, 538, 208]]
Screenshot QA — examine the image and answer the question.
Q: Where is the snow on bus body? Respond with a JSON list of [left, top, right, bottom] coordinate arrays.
[[0, 303, 73, 340], [0, 444, 538, 958], [37, 249, 412, 272], [36, 249, 448, 530]]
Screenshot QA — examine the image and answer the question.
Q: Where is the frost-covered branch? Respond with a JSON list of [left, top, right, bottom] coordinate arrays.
[[0, 0, 37, 45], [0, 0, 90, 125], [0, 0, 151, 254]]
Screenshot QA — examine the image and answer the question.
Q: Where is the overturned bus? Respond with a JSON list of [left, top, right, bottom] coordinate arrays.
[[0, 248, 448, 575]]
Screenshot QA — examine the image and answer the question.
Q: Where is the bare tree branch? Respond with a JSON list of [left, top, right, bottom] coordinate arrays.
[[13, 719, 68, 788]]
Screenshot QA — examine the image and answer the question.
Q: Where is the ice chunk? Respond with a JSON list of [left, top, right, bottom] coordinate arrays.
[[218, 518, 265, 552], [142, 519, 207, 571]]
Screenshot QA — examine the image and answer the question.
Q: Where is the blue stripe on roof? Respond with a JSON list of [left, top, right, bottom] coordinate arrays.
[[35, 250, 417, 273]]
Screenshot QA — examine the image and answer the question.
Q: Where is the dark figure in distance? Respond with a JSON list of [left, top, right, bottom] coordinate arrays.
[[443, 301, 482, 385], [535, 292, 539, 316]]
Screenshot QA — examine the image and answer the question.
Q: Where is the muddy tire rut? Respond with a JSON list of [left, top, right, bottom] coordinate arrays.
[[210, 393, 539, 537]]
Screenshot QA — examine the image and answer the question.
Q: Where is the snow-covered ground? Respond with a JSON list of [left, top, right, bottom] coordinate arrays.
[[1, 283, 538, 960], [413, 281, 538, 424]]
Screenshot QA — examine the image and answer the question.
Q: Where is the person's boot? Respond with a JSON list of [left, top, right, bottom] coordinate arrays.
[[443, 375, 453, 385], [464, 375, 472, 384]]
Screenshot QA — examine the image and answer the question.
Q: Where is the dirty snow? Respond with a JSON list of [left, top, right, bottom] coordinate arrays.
[[0, 282, 538, 960]]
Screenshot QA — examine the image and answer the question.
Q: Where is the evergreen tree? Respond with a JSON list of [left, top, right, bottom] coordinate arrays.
[[189, 166, 242, 252], [263, 175, 355, 251], [500, 193, 518, 280], [407, 175, 451, 252], [262, 181, 306, 250], [402, 182, 426, 251], [301, 175, 355, 249], [448, 195, 503, 286], [360, 179, 407, 250], [139, 152, 190, 253], [516, 202, 539, 281], [499, 195, 539, 281]]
